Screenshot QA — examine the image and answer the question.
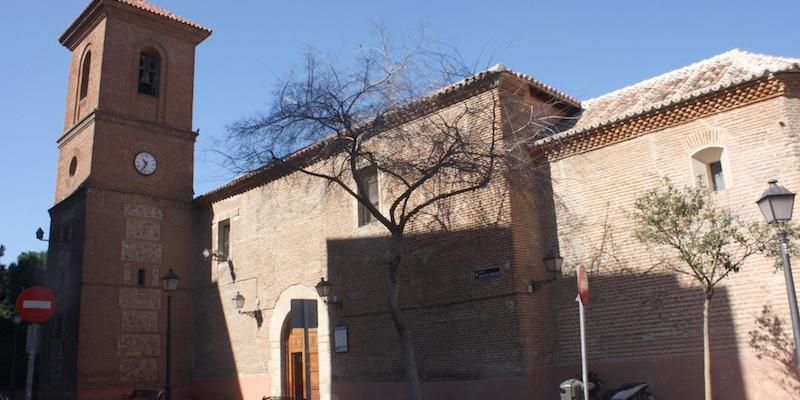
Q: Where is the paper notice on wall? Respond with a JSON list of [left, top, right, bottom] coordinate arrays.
[[335, 325, 348, 353]]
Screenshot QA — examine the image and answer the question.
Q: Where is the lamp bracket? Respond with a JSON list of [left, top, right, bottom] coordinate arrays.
[[527, 277, 559, 294], [238, 309, 260, 318], [323, 295, 342, 309]]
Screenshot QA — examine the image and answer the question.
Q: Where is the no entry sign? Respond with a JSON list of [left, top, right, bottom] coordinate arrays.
[[16, 286, 56, 324]]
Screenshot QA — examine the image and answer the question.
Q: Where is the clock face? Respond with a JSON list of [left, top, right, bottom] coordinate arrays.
[[134, 152, 157, 176]]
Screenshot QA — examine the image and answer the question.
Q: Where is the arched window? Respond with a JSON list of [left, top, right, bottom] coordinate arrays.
[[691, 146, 728, 191], [79, 51, 91, 99], [138, 50, 160, 96]]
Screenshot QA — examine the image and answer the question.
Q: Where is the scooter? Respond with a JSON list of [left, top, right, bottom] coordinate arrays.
[[559, 372, 655, 400]]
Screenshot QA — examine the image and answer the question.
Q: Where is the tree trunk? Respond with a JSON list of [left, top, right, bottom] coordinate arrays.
[[387, 233, 422, 400], [703, 295, 712, 400]]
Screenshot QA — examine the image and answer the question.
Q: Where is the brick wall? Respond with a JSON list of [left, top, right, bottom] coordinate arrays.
[[547, 93, 800, 399], [192, 80, 566, 399]]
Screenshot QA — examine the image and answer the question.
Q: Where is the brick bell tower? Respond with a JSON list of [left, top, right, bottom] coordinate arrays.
[[41, 1, 210, 399]]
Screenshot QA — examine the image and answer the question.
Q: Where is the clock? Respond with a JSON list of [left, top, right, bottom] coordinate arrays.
[[134, 151, 158, 176]]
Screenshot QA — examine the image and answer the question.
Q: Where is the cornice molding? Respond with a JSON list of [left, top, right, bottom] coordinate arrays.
[[94, 109, 197, 141], [540, 73, 795, 162], [57, 111, 97, 147], [57, 109, 197, 148]]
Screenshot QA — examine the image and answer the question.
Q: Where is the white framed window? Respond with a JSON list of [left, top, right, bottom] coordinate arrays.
[[357, 168, 379, 226], [691, 146, 730, 192]]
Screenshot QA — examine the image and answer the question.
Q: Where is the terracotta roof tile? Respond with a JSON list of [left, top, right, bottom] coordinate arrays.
[[196, 65, 580, 203], [118, 0, 210, 32], [61, 0, 210, 45], [538, 49, 800, 146]]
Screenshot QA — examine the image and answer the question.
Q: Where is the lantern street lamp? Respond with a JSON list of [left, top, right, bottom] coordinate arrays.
[[756, 179, 800, 370], [528, 250, 564, 293], [160, 269, 180, 400], [231, 291, 260, 318], [543, 250, 564, 275], [315, 277, 340, 306]]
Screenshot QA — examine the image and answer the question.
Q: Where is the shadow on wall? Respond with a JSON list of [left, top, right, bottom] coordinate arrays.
[[191, 207, 245, 400], [749, 304, 800, 397], [322, 225, 754, 400], [325, 226, 528, 399], [549, 271, 746, 400]]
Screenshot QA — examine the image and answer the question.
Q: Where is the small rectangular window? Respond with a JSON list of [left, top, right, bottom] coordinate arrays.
[[137, 269, 145, 287], [357, 169, 379, 226], [710, 161, 725, 191], [219, 219, 231, 258]]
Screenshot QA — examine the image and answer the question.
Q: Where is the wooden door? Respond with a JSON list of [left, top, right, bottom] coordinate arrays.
[[291, 352, 304, 399], [284, 322, 319, 399]]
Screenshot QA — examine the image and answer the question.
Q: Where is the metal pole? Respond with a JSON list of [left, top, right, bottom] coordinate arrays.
[[24, 324, 39, 400], [778, 229, 800, 371], [10, 321, 19, 395], [577, 295, 588, 400], [24, 353, 35, 400], [303, 303, 312, 400], [165, 293, 172, 400]]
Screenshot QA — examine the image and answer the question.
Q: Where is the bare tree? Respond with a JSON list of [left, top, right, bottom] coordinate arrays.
[[632, 179, 763, 400], [219, 32, 543, 399]]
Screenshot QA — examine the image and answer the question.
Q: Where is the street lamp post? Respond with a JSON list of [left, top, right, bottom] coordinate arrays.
[[756, 179, 800, 370], [160, 269, 180, 400]]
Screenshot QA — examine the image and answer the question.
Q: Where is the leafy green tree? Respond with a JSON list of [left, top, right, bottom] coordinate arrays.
[[0, 251, 47, 319], [632, 179, 763, 400]]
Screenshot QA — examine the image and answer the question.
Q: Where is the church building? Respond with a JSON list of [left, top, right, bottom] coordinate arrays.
[[40, 1, 800, 399]]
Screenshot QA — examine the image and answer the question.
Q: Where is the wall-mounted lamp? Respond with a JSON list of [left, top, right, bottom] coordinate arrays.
[[204, 248, 236, 281], [231, 291, 260, 319], [202, 248, 228, 262], [36, 227, 67, 244], [527, 250, 563, 294], [315, 277, 341, 308]]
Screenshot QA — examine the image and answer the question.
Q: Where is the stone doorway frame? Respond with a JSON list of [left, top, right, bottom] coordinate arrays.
[[268, 284, 331, 400]]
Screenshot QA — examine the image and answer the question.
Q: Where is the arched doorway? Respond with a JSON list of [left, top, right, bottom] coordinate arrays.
[[267, 284, 330, 400], [283, 315, 319, 399]]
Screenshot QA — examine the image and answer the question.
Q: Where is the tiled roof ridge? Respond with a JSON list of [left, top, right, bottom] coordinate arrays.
[[414, 63, 580, 109], [536, 48, 800, 147], [118, 0, 210, 32], [61, 0, 210, 44], [197, 64, 581, 203], [582, 48, 797, 106]]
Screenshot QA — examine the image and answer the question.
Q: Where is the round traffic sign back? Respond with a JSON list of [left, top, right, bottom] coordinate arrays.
[[16, 286, 56, 324], [577, 265, 589, 305]]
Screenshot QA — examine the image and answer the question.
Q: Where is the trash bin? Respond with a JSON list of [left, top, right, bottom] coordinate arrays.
[[559, 378, 582, 400]]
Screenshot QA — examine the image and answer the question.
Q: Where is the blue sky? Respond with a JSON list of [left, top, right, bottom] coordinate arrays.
[[0, 0, 798, 261]]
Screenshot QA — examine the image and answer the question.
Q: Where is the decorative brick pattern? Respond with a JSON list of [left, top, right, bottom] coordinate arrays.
[[121, 239, 162, 264], [121, 310, 159, 333], [125, 217, 161, 241], [120, 358, 158, 381], [542, 75, 789, 161], [117, 334, 160, 357], [124, 203, 164, 220], [118, 288, 161, 309]]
